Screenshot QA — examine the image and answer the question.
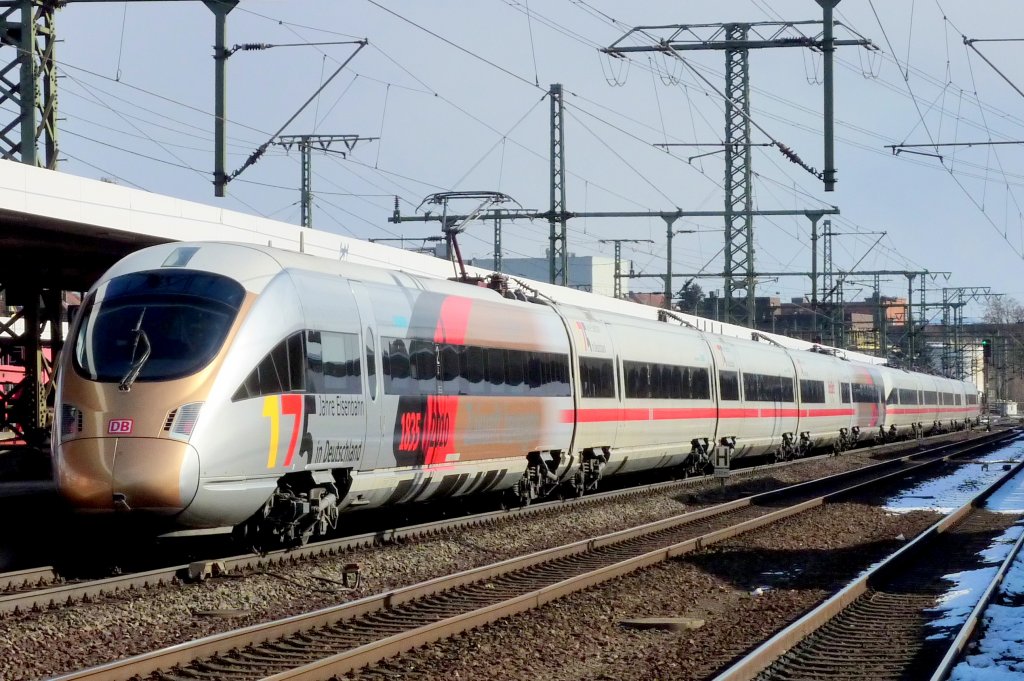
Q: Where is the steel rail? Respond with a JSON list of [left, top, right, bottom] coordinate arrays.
[[714, 436, 1024, 681], [0, 565, 57, 591], [49, 429, 1013, 681], [0, 430, 965, 616]]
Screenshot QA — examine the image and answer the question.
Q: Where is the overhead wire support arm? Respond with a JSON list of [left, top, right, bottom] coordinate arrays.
[[226, 39, 368, 188], [963, 36, 1024, 101], [603, 15, 875, 192], [270, 134, 378, 229], [224, 40, 363, 57]]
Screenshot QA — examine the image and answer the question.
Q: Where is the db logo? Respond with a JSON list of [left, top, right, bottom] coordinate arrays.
[[108, 418, 134, 434]]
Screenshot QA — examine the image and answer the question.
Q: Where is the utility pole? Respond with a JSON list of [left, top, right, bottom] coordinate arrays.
[[549, 84, 568, 286], [604, 17, 873, 326], [271, 134, 376, 229], [599, 239, 652, 299]]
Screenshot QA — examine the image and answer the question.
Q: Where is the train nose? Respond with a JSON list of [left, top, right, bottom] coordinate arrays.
[[55, 438, 200, 514]]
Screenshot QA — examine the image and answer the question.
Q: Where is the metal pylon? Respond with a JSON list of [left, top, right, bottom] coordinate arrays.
[[0, 0, 57, 168], [548, 83, 568, 286], [723, 24, 754, 327]]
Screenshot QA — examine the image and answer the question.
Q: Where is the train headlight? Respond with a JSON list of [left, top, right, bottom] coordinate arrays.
[[60, 404, 83, 442], [167, 402, 204, 441]]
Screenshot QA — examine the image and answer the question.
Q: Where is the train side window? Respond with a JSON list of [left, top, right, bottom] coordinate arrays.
[[623, 360, 645, 398], [383, 338, 411, 395], [800, 379, 825, 404], [579, 356, 615, 398], [286, 333, 305, 392], [365, 328, 377, 400], [322, 332, 361, 395], [439, 343, 461, 395], [409, 339, 437, 394], [306, 330, 324, 393], [507, 349, 525, 388], [841, 383, 851, 404], [743, 372, 760, 401], [886, 389, 899, 405], [782, 377, 794, 402], [485, 347, 506, 391], [463, 345, 485, 390], [955, 393, 962, 405], [232, 331, 304, 401], [550, 354, 571, 396], [691, 367, 710, 400], [719, 370, 739, 401]]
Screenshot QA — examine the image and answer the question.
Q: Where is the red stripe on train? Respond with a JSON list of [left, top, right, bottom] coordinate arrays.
[[565, 406, 856, 423]]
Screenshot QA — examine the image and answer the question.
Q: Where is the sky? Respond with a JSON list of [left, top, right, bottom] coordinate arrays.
[[45, 1, 1024, 319]]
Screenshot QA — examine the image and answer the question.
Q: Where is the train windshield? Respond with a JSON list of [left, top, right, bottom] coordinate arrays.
[[74, 270, 245, 383]]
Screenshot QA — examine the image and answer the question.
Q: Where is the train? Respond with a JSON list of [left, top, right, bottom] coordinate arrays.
[[52, 242, 981, 545]]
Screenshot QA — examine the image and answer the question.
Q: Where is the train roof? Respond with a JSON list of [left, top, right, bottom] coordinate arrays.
[[96, 241, 953, 379]]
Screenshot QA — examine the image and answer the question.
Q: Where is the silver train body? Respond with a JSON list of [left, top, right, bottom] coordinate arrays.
[[52, 242, 982, 542]]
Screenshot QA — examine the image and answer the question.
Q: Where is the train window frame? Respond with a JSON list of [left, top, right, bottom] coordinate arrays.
[[579, 356, 615, 399], [719, 370, 739, 401], [365, 327, 377, 400], [800, 379, 826, 404], [320, 332, 362, 395]]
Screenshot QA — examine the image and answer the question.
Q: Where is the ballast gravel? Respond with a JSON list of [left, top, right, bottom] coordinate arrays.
[[349, 503, 942, 681], [0, 448, 945, 680]]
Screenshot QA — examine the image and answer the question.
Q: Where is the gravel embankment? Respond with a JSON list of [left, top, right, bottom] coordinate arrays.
[[0, 450, 914, 680], [353, 503, 942, 681]]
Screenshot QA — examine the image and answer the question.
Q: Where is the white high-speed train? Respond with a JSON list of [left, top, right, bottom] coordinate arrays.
[[52, 242, 981, 544]]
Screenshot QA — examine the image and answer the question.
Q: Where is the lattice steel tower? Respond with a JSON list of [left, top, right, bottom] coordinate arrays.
[[722, 25, 755, 327]]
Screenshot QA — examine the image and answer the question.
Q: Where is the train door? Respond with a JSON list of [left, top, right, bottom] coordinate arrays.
[[350, 281, 384, 472]]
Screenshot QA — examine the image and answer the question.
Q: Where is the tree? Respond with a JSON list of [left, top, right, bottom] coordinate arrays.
[[675, 280, 705, 314], [983, 297, 1024, 325]]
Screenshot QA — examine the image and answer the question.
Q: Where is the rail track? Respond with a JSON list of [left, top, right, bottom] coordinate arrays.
[[717, 440, 1024, 680], [0, 429, 976, 618], [48, 428, 1013, 681]]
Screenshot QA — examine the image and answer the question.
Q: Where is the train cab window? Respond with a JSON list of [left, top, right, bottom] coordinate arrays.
[[719, 371, 739, 401], [800, 379, 826, 404], [75, 270, 245, 384], [579, 356, 615, 398], [232, 331, 306, 401]]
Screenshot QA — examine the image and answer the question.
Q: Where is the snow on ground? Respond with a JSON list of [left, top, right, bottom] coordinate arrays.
[[883, 438, 1024, 678], [883, 440, 1024, 515]]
